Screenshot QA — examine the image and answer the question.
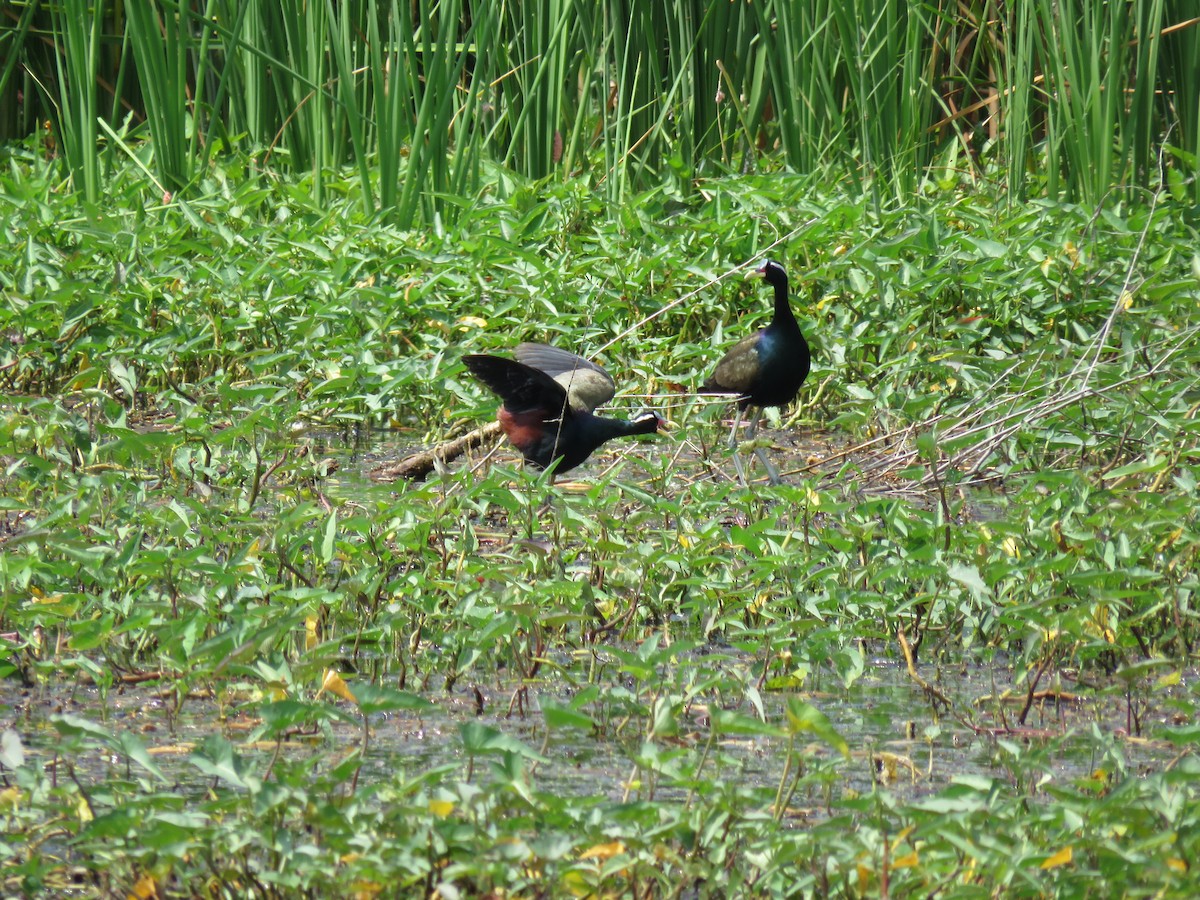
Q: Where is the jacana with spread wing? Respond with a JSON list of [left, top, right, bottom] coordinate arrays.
[[465, 343, 663, 474]]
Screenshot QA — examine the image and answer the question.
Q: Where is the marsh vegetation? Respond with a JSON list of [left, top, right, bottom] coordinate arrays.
[[2, 3, 1200, 897]]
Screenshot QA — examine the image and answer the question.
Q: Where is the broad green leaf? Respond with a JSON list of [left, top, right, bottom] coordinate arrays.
[[459, 723, 547, 762], [351, 683, 436, 715], [710, 709, 785, 738], [783, 698, 849, 758], [947, 562, 990, 599], [540, 700, 595, 732], [118, 731, 168, 782]]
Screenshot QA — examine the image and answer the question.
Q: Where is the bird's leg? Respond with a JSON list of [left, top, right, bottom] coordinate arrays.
[[725, 406, 744, 449], [744, 408, 781, 485], [723, 406, 749, 486], [744, 406, 763, 441], [730, 442, 749, 486], [754, 446, 781, 485]]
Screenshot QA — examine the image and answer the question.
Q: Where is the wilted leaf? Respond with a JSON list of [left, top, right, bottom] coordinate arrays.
[[0, 730, 25, 770]]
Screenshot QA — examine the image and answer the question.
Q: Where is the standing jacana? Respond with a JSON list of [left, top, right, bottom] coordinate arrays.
[[703, 260, 811, 484], [464, 343, 663, 476]]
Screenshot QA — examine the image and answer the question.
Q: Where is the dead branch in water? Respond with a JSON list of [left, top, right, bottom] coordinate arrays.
[[369, 421, 501, 482]]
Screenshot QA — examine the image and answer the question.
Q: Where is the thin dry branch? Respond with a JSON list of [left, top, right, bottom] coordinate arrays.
[[857, 322, 1200, 488]]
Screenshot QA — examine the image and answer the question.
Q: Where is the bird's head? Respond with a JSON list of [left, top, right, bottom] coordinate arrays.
[[632, 410, 669, 434], [756, 260, 788, 287]]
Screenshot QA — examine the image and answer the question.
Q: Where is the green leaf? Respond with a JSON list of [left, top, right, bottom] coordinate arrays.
[[710, 709, 785, 738], [540, 700, 595, 732], [319, 510, 337, 564], [947, 562, 990, 600], [117, 731, 168, 782], [459, 723, 547, 762], [189, 738, 254, 790], [1157, 725, 1200, 747], [784, 698, 849, 758], [350, 683, 436, 715], [51, 714, 116, 747]]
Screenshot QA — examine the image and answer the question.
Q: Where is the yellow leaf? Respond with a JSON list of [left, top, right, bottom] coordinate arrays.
[[69, 354, 93, 390], [1167, 858, 1188, 873], [1001, 536, 1021, 559], [579, 841, 625, 861], [428, 799, 455, 819], [317, 669, 357, 704], [892, 850, 920, 869], [458, 315, 488, 329], [305, 616, 319, 651], [127, 873, 159, 900], [30, 586, 63, 605], [1041, 846, 1072, 869], [1120, 291, 1134, 310], [0, 787, 21, 812], [77, 795, 93, 823], [1157, 527, 1183, 553]]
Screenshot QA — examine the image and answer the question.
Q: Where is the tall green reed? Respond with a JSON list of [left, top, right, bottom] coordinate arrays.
[[7, 0, 1197, 214], [124, 0, 202, 193], [48, 0, 103, 202]]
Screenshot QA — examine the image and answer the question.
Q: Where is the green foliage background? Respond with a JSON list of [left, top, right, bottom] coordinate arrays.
[[1, 2, 1200, 898]]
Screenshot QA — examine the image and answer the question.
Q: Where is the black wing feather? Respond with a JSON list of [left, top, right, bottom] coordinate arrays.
[[463, 354, 572, 418]]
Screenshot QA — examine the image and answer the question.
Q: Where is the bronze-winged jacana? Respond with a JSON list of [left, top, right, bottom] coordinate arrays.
[[704, 260, 811, 484], [464, 343, 663, 476]]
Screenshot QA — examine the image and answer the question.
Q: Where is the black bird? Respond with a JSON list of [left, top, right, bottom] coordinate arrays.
[[704, 260, 811, 484], [464, 343, 664, 475]]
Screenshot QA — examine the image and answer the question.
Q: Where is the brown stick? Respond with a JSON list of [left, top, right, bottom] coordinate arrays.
[[897, 626, 953, 712], [368, 421, 502, 482]]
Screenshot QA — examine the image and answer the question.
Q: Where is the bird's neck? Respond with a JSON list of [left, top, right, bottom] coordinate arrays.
[[587, 415, 656, 442], [771, 280, 799, 332]]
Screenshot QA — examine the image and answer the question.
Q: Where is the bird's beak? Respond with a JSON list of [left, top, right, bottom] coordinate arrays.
[[656, 416, 673, 432]]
